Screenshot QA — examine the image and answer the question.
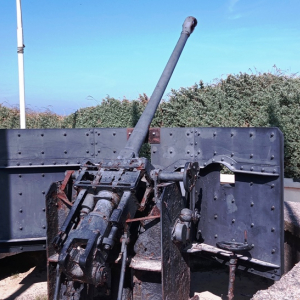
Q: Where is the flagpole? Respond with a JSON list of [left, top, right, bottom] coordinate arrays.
[[16, 0, 26, 129]]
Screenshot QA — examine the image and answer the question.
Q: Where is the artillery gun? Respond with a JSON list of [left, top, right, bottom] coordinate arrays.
[[0, 16, 284, 300]]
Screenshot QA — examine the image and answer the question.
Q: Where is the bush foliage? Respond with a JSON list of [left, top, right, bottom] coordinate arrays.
[[1, 72, 300, 178]]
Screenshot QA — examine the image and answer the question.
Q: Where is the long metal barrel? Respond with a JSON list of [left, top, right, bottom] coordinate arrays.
[[118, 16, 197, 159]]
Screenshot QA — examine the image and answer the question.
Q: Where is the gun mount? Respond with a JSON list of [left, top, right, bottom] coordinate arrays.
[[0, 16, 284, 300], [47, 16, 199, 300]]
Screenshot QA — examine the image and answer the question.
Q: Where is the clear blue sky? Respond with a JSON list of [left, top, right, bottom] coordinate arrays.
[[0, 0, 299, 115]]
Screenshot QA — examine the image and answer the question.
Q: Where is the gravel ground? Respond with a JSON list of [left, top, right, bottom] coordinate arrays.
[[0, 252, 47, 300], [0, 252, 274, 300]]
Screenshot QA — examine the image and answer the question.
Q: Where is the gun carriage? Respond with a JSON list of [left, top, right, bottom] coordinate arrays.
[[0, 17, 284, 300]]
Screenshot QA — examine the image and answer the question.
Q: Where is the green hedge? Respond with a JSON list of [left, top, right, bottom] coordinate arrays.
[[1, 73, 300, 178]]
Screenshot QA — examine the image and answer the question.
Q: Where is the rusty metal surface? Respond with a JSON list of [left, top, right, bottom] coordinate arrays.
[[161, 182, 190, 300], [148, 128, 160, 144], [228, 257, 237, 300]]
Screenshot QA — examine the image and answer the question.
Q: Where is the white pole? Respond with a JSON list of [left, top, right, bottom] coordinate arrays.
[[16, 0, 26, 129]]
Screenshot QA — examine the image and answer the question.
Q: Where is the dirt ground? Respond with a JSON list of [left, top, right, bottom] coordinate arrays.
[[0, 252, 273, 300], [0, 252, 47, 300]]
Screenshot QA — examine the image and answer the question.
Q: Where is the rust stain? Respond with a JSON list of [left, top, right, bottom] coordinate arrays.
[[126, 215, 160, 223]]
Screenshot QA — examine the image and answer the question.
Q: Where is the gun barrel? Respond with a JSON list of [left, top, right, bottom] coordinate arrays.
[[118, 16, 197, 159]]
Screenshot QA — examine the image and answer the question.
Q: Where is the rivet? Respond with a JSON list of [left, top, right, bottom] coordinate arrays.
[[64, 150, 67, 154], [190, 142, 193, 145], [98, 133, 100, 136], [250, 154, 253, 158], [240, 166, 244, 170], [41, 162, 44, 165], [232, 219, 235, 223], [174, 166, 177, 169], [271, 155, 274, 160], [191, 130, 193, 133], [187, 133, 190, 136], [271, 206, 275, 210], [251, 202, 254, 207], [212, 159, 215, 162], [113, 150, 116, 153], [198, 150, 201, 154], [18, 134, 21, 137], [271, 132, 274, 137], [19, 209, 22, 213], [221, 157, 224, 161], [272, 249, 275, 254], [251, 244, 254, 247], [214, 151, 217, 155], [170, 132, 173, 136], [64, 133, 67, 136], [53, 162, 56, 165], [271, 184, 275, 188], [271, 275, 275, 279], [232, 239, 235, 242], [230, 163, 233, 166], [213, 132, 216, 136], [273, 169, 276, 173], [231, 199, 235, 203], [17, 163, 20, 166], [98, 150, 101, 153], [18, 151, 21, 155], [43, 245, 46, 248], [42, 174, 45, 177], [41, 133, 44, 137], [19, 226, 23, 230], [250, 132, 253, 137], [261, 168, 265, 172], [195, 142, 197, 145], [187, 150, 190, 154], [198, 132, 201, 136], [153, 150, 156, 153], [170, 150, 173, 154], [20, 247, 23, 250], [86, 150, 89, 153], [214, 214, 218, 219], [250, 268, 254, 272], [231, 133, 234, 137], [250, 182, 253, 186], [19, 174, 22, 178], [251, 223, 254, 227], [42, 225, 46, 229], [113, 132, 116, 136], [204, 163, 207, 166], [42, 191, 45, 194], [19, 192, 22, 195], [41, 151, 44, 154], [86, 133, 89, 136], [271, 228, 275, 232], [250, 167, 254, 171], [214, 234, 218, 238], [65, 161, 68, 165], [214, 196, 217, 200], [43, 208, 45, 212]]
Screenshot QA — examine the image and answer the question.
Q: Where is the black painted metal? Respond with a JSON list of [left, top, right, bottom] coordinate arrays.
[[0, 128, 128, 253], [151, 127, 284, 280], [160, 182, 190, 300], [118, 17, 197, 159]]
